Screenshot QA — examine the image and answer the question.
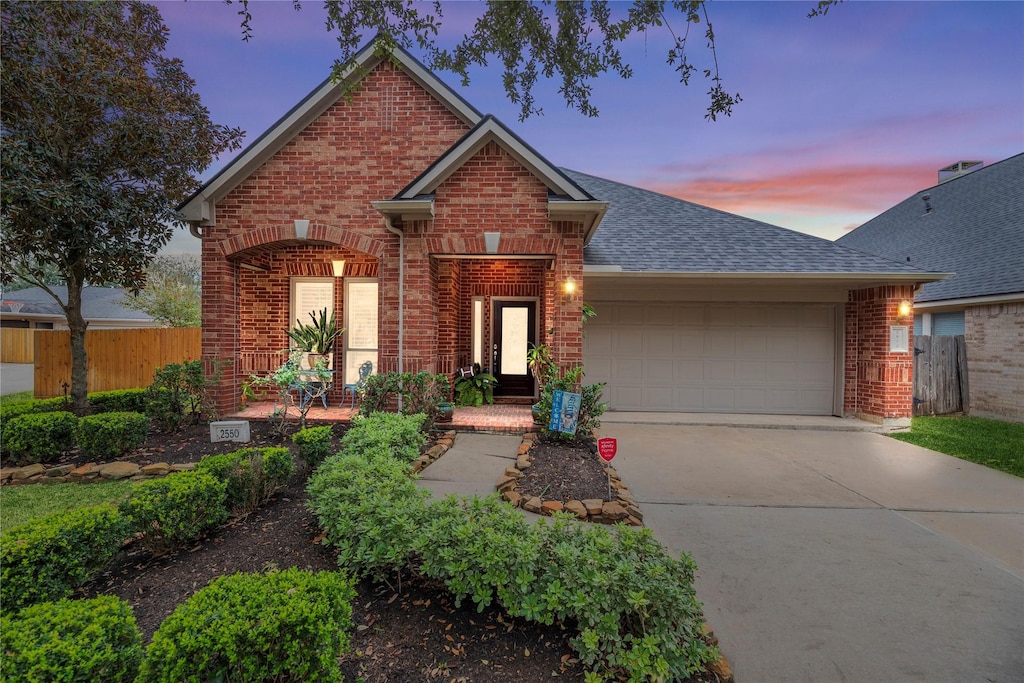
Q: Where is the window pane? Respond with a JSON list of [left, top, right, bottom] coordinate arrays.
[[500, 307, 529, 376], [472, 298, 483, 366], [344, 280, 378, 385], [933, 311, 965, 336]]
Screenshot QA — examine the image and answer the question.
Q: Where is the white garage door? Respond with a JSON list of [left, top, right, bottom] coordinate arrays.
[[584, 302, 837, 415]]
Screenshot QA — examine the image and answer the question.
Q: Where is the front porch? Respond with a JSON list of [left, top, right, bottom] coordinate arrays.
[[228, 401, 536, 434]]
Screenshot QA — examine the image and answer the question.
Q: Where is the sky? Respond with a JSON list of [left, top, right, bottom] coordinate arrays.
[[156, 0, 1024, 252]]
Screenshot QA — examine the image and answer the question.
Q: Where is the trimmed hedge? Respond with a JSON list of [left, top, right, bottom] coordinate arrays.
[[0, 504, 129, 610], [1, 411, 78, 465], [138, 568, 355, 683], [0, 397, 69, 423], [308, 412, 719, 681], [0, 595, 142, 683], [196, 447, 294, 515], [88, 388, 147, 414], [338, 411, 426, 463], [292, 425, 334, 469], [118, 471, 227, 555], [75, 411, 149, 459]]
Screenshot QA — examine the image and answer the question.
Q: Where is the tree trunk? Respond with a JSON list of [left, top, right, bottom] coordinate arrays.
[[64, 273, 89, 414]]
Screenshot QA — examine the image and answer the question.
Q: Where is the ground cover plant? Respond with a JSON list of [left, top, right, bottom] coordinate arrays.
[[891, 416, 1024, 477]]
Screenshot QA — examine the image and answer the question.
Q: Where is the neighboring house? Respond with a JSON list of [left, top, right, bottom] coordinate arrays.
[[838, 154, 1024, 422], [180, 38, 944, 427], [0, 286, 156, 329]]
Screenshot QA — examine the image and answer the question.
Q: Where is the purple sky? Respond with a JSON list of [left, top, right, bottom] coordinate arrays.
[[158, 1, 1023, 251]]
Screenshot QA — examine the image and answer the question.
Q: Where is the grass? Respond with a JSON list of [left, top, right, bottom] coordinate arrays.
[[0, 390, 33, 403], [0, 480, 134, 530], [891, 416, 1024, 478]]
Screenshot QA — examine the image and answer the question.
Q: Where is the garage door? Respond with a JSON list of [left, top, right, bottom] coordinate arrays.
[[584, 302, 837, 415]]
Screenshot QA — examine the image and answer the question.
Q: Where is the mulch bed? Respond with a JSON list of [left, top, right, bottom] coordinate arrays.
[[517, 436, 612, 502], [73, 421, 586, 681]]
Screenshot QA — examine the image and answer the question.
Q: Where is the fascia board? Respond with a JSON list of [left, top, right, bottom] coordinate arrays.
[[549, 200, 609, 244], [371, 199, 435, 223], [913, 292, 1024, 308], [581, 271, 952, 283]]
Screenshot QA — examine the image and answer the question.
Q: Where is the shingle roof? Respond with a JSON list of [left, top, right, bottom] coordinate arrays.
[[0, 286, 152, 321], [836, 153, 1024, 302], [566, 169, 927, 275]]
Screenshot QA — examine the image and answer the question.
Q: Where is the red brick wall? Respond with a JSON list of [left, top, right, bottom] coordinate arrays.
[[843, 285, 916, 422]]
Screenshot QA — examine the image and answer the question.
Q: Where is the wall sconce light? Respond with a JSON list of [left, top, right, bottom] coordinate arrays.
[[483, 232, 501, 254], [563, 276, 577, 297], [294, 219, 310, 240], [332, 260, 346, 277], [897, 300, 912, 319]]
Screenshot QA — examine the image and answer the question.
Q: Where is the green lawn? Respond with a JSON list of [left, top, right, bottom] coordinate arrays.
[[0, 390, 33, 403], [891, 416, 1024, 478], [0, 480, 134, 530]]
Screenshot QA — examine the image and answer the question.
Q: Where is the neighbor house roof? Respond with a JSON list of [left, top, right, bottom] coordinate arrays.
[[0, 286, 152, 323], [567, 170, 939, 281], [836, 153, 1024, 303]]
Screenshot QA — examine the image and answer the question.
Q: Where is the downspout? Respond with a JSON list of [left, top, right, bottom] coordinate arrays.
[[383, 216, 404, 412]]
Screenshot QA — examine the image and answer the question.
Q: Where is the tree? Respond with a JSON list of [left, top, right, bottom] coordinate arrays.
[[231, 0, 743, 121], [124, 254, 202, 328], [1, 1, 243, 411]]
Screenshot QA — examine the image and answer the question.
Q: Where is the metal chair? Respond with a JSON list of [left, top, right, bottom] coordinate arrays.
[[341, 360, 373, 409]]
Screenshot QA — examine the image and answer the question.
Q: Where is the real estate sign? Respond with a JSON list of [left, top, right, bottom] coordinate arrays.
[[549, 389, 581, 435]]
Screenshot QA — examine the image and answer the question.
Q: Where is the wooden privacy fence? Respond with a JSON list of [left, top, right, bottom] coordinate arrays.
[[913, 334, 969, 417], [34, 328, 201, 397], [1, 329, 34, 363]]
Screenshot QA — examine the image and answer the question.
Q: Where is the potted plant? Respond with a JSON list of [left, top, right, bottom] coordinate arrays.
[[435, 401, 455, 423], [287, 307, 343, 368]]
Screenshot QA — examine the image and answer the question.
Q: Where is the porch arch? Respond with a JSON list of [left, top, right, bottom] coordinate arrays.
[[220, 222, 387, 260]]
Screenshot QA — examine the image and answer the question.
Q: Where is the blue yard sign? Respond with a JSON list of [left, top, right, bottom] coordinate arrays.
[[549, 389, 581, 435]]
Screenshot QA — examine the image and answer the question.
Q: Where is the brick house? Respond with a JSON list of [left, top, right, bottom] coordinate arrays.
[[180, 38, 944, 428], [839, 154, 1024, 422]]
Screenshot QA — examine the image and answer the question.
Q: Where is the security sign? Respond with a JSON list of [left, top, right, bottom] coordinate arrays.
[[597, 437, 617, 462]]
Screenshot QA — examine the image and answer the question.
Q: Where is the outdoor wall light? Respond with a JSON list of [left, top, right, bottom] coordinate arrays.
[[563, 276, 577, 297], [332, 260, 346, 277], [294, 219, 310, 240], [483, 231, 501, 254], [897, 300, 912, 319]]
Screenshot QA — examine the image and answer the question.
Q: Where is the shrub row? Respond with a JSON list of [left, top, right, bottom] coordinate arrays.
[[308, 412, 719, 681], [2, 569, 354, 683], [2, 410, 149, 466], [0, 389, 146, 423], [195, 447, 294, 515], [291, 424, 333, 469]]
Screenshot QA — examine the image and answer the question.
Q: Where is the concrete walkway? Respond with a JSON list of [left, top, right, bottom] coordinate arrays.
[[605, 423, 1024, 683], [416, 432, 521, 500]]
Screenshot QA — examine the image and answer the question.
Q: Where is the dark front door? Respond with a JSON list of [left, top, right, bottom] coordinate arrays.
[[492, 300, 536, 397]]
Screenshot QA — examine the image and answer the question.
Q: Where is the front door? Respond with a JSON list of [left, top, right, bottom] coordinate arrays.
[[492, 300, 536, 397]]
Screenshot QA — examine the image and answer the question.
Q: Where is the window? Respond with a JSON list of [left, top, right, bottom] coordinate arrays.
[[913, 314, 923, 337], [932, 310, 965, 336], [471, 296, 484, 366], [343, 279, 378, 385], [290, 278, 334, 368]]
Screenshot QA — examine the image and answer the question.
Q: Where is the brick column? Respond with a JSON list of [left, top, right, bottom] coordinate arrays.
[[201, 243, 240, 415]]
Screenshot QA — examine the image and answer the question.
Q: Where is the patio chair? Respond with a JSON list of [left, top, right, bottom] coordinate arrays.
[[341, 360, 373, 409]]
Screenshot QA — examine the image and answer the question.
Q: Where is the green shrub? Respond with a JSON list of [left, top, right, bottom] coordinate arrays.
[[1, 411, 78, 465], [308, 453, 428, 581], [0, 595, 142, 683], [453, 369, 497, 407], [0, 397, 70, 423], [356, 371, 449, 420], [119, 471, 227, 555], [0, 504, 129, 610], [75, 411, 149, 459], [292, 425, 334, 469], [535, 366, 607, 440], [196, 447, 294, 515], [138, 568, 355, 683], [88, 388, 147, 413], [145, 359, 217, 432], [339, 412, 426, 463]]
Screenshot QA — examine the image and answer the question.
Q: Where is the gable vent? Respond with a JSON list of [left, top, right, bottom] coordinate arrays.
[[938, 160, 983, 183]]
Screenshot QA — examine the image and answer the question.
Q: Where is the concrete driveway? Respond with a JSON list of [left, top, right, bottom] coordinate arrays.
[[604, 424, 1024, 682]]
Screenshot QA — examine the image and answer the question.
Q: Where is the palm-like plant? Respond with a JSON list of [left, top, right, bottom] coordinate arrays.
[[287, 308, 342, 355]]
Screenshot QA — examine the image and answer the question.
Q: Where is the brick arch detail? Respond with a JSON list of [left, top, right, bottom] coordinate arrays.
[[220, 223, 387, 259]]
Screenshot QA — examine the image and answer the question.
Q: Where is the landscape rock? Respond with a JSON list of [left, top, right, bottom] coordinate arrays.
[[99, 462, 140, 480], [70, 463, 98, 477], [515, 456, 531, 470], [12, 464, 45, 480], [522, 496, 543, 513], [583, 499, 605, 515], [564, 500, 588, 519], [601, 501, 629, 521], [496, 474, 518, 493], [541, 500, 563, 514], [425, 444, 447, 460], [502, 490, 522, 506], [0, 467, 21, 482], [517, 442, 532, 456], [170, 463, 196, 472], [141, 463, 171, 476], [41, 476, 69, 484], [46, 464, 75, 477]]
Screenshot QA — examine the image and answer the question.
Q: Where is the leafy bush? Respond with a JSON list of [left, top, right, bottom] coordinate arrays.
[[0, 397, 70, 423], [75, 411, 149, 459], [1, 411, 78, 465], [292, 425, 334, 469], [0, 504, 129, 610], [340, 412, 426, 463], [145, 359, 217, 432], [88, 388, 147, 414], [0, 595, 142, 683], [196, 447, 294, 515], [357, 371, 449, 420], [138, 568, 355, 683], [453, 370, 498, 407], [535, 366, 607, 440], [119, 471, 227, 555]]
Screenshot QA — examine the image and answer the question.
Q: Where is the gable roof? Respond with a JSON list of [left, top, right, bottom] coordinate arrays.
[[567, 170, 938, 280], [0, 286, 153, 322], [178, 37, 483, 225], [836, 153, 1024, 303]]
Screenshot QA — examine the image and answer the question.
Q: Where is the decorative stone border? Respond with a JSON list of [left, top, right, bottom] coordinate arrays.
[[0, 460, 196, 486], [496, 433, 644, 526], [409, 430, 457, 474]]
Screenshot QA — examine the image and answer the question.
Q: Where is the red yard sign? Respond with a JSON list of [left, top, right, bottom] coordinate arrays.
[[597, 437, 617, 462]]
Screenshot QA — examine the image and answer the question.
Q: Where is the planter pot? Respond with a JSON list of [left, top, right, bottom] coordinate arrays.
[[306, 353, 331, 369], [436, 403, 454, 423], [531, 403, 544, 425]]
